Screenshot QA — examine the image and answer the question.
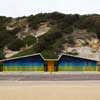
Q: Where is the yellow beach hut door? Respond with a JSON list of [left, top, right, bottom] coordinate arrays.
[[47, 61, 55, 72]]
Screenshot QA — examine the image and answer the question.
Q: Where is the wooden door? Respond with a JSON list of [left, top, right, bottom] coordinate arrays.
[[48, 61, 54, 72]]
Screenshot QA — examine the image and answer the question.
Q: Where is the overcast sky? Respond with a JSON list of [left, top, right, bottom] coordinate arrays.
[[0, 0, 100, 17]]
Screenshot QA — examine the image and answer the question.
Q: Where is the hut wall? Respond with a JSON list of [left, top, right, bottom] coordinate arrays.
[[3, 55, 45, 72], [57, 56, 97, 71]]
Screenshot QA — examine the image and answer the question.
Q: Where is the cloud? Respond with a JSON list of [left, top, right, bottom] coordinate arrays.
[[0, 0, 100, 17]]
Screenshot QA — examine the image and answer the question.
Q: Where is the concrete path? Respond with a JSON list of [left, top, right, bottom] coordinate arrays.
[[0, 72, 100, 81]]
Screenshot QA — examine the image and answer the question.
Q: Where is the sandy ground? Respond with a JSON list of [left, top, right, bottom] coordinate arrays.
[[0, 81, 100, 100]]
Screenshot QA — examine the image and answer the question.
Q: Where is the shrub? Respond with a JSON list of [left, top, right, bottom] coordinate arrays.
[[8, 39, 25, 51], [23, 36, 36, 46]]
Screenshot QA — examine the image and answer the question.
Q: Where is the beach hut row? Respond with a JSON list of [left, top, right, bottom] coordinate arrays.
[[0, 53, 99, 72]]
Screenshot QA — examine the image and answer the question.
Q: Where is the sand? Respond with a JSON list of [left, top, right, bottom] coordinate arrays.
[[0, 81, 100, 100]]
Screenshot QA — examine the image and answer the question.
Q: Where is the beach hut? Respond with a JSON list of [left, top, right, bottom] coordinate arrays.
[[0, 53, 99, 72], [1, 53, 46, 72], [57, 54, 98, 71]]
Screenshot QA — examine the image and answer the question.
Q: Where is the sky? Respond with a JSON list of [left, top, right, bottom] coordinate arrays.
[[0, 0, 100, 17]]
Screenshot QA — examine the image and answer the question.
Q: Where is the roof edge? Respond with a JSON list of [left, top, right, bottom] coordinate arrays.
[[58, 54, 98, 62], [0, 53, 98, 62], [0, 53, 44, 62]]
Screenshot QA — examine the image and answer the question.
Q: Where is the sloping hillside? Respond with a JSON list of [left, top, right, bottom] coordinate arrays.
[[0, 12, 100, 60]]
